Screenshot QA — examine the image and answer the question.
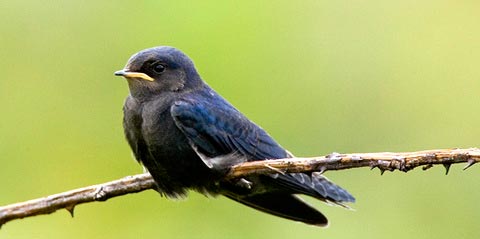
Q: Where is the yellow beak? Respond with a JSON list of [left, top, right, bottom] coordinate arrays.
[[114, 69, 155, 82]]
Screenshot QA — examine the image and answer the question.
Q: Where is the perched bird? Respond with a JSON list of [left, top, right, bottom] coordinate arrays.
[[115, 46, 354, 226]]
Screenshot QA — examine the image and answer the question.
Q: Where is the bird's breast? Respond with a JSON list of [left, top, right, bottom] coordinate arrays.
[[138, 98, 217, 192]]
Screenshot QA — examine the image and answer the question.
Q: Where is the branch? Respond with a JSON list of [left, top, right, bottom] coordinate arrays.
[[1, 148, 478, 228], [0, 174, 156, 228], [228, 147, 479, 178]]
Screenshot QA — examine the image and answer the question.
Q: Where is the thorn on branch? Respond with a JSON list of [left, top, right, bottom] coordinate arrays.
[[65, 205, 75, 217], [380, 168, 386, 175], [443, 163, 451, 175], [463, 159, 476, 170]]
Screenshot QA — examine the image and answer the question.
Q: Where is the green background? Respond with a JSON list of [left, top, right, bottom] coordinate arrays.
[[1, 1, 479, 238]]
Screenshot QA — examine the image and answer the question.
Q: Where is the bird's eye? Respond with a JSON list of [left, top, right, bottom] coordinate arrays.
[[152, 63, 166, 74]]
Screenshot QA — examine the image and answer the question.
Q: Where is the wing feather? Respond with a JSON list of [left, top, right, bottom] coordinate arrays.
[[170, 99, 354, 204]]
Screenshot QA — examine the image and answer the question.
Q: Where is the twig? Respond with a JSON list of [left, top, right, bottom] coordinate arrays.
[[0, 174, 156, 228], [227, 148, 480, 178], [1, 148, 478, 228]]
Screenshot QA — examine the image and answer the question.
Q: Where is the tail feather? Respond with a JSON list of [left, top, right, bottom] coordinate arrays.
[[224, 193, 329, 227], [221, 172, 354, 226], [272, 173, 355, 204]]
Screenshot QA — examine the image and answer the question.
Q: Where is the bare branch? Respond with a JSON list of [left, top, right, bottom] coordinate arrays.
[[0, 174, 156, 228], [1, 148, 478, 228], [227, 148, 480, 178]]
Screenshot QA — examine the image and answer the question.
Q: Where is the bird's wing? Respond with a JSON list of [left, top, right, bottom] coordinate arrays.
[[170, 99, 355, 204], [170, 100, 288, 163]]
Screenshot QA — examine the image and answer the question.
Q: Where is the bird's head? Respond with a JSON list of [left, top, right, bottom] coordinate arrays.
[[115, 46, 202, 99]]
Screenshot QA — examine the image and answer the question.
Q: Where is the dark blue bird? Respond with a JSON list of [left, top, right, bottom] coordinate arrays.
[[115, 46, 354, 226]]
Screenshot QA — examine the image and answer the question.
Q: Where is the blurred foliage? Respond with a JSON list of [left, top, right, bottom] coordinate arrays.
[[1, 1, 480, 238]]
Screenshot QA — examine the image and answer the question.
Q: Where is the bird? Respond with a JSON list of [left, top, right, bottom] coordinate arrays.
[[114, 46, 354, 226]]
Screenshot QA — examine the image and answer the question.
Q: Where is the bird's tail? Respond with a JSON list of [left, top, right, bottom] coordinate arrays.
[[224, 192, 329, 226], [272, 172, 355, 206], [223, 173, 354, 226]]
